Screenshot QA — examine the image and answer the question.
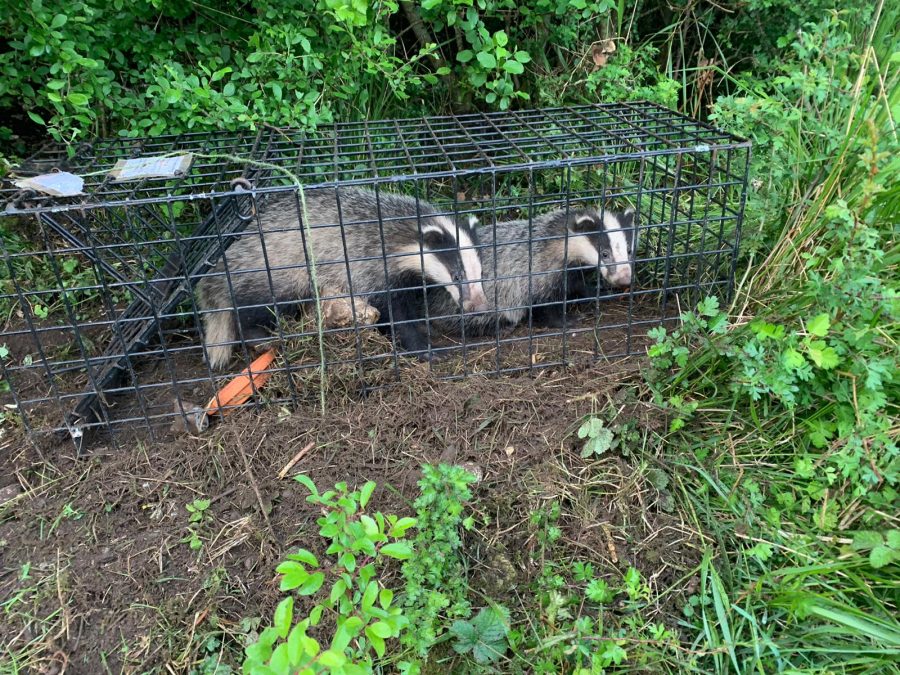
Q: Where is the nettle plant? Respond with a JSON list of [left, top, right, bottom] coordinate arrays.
[[401, 464, 476, 656], [243, 476, 416, 674]]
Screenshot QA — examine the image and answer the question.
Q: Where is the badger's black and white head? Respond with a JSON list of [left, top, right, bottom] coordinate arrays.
[[394, 215, 489, 312], [565, 207, 636, 288]]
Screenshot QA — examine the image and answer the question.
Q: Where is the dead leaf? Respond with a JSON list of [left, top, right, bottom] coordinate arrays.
[[591, 39, 617, 70]]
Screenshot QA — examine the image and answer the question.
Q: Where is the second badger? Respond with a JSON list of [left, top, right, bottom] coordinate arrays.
[[196, 187, 489, 369], [428, 205, 636, 336]]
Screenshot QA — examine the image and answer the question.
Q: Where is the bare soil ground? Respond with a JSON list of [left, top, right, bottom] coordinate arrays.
[[0, 297, 701, 674]]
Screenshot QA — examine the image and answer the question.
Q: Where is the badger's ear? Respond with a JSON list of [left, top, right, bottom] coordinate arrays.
[[568, 211, 601, 233], [468, 214, 479, 228], [622, 206, 636, 227]]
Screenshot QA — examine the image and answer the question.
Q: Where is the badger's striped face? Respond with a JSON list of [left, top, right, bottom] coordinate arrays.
[[569, 207, 636, 288], [396, 216, 489, 311]]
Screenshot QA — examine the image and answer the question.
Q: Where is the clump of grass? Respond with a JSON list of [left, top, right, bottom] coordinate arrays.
[[643, 3, 900, 671]]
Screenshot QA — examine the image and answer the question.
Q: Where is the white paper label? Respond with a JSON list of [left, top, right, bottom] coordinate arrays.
[[110, 154, 193, 181]]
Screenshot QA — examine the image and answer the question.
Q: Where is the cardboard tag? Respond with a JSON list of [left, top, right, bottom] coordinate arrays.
[[109, 154, 193, 182], [13, 172, 84, 197]]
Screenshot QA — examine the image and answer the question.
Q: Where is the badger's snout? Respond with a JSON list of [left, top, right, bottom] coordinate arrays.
[[461, 282, 490, 313], [603, 261, 633, 289]]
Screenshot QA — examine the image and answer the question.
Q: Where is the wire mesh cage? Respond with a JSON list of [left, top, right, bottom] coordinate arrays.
[[0, 102, 750, 450]]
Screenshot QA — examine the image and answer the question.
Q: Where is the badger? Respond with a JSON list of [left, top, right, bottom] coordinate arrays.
[[427, 205, 636, 336], [196, 187, 489, 369]]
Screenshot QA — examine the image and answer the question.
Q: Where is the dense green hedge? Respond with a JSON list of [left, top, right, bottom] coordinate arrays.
[[4, 0, 857, 146]]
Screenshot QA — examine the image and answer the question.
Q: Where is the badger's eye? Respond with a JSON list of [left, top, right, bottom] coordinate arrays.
[[601, 250, 611, 260]]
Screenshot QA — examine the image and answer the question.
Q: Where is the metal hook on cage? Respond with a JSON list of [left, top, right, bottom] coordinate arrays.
[[231, 176, 257, 221]]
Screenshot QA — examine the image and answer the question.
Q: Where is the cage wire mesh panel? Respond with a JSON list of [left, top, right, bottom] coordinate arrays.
[[0, 102, 750, 448]]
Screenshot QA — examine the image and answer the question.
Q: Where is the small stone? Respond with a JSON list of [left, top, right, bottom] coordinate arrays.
[[0, 483, 22, 504], [458, 462, 482, 483]]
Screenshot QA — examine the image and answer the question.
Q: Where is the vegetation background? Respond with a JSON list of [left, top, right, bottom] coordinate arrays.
[[0, 0, 896, 672]]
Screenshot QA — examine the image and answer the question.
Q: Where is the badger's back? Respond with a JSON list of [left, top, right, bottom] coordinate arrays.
[[200, 187, 445, 305]]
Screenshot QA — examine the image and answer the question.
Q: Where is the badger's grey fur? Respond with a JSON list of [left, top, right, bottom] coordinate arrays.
[[196, 187, 488, 369], [428, 205, 636, 336]]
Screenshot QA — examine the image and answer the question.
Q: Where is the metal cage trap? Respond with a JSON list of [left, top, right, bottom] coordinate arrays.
[[0, 102, 751, 451]]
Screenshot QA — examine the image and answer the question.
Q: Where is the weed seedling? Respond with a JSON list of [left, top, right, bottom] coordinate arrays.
[[183, 498, 212, 551]]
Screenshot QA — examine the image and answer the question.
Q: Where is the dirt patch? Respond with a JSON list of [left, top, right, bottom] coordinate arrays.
[[3, 291, 679, 444], [0, 337, 700, 674]]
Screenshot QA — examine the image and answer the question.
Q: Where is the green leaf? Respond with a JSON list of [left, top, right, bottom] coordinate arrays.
[[514, 50, 531, 63], [494, 30, 508, 47], [287, 622, 305, 663], [782, 348, 806, 370], [806, 342, 839, 369], [366, 630, 386, 658], [457, 50, 474, 63], [359, 514, 378, 537], [586, 579, 613, 604], [50, 13, 67, 29], [476, 51, 497, 69], [301, 635, 320, 658], [271, 82, 282, 102], [380, 542, 412, 560], [379, 588, 394, 610], [270, 643, 290, 671], [361, 580, 378, 612], [329, 578, 347, 605], [359, 480, 376, 508], [582, 427, 614, 457], [277, 561, 308, 591], [421, 0, 442, 8], [290, 548, 319, 567], [368, 621, 392, 638], [67, 92, 89, 106], [339, 552, 356, 572], [294, 474, 319, 498], [869, 546, 896, 568], [886, 531, 900, 550], [332, 616, 363, 653], [503, 60, 524, 74], [27, 111, 45, 126], [298, 572, 325, 596], [852, 531, 883, 551], [318, 650, 346, 668], [807, 313, 830, 337], [451, 606, 510, 664], [273, 596, 294, 638], [388, 517, 416, 538]]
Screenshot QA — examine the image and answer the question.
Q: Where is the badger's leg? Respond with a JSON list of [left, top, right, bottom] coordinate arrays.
[[530, 301, 568, 329], [198, 274, 239, 370], [201, 308, 238, 370], [369, 285, 436, 360]]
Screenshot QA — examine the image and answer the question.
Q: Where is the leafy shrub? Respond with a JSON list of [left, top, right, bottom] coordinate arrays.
[[1, 0, 676, 145], [242, 475, 415, 674]]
